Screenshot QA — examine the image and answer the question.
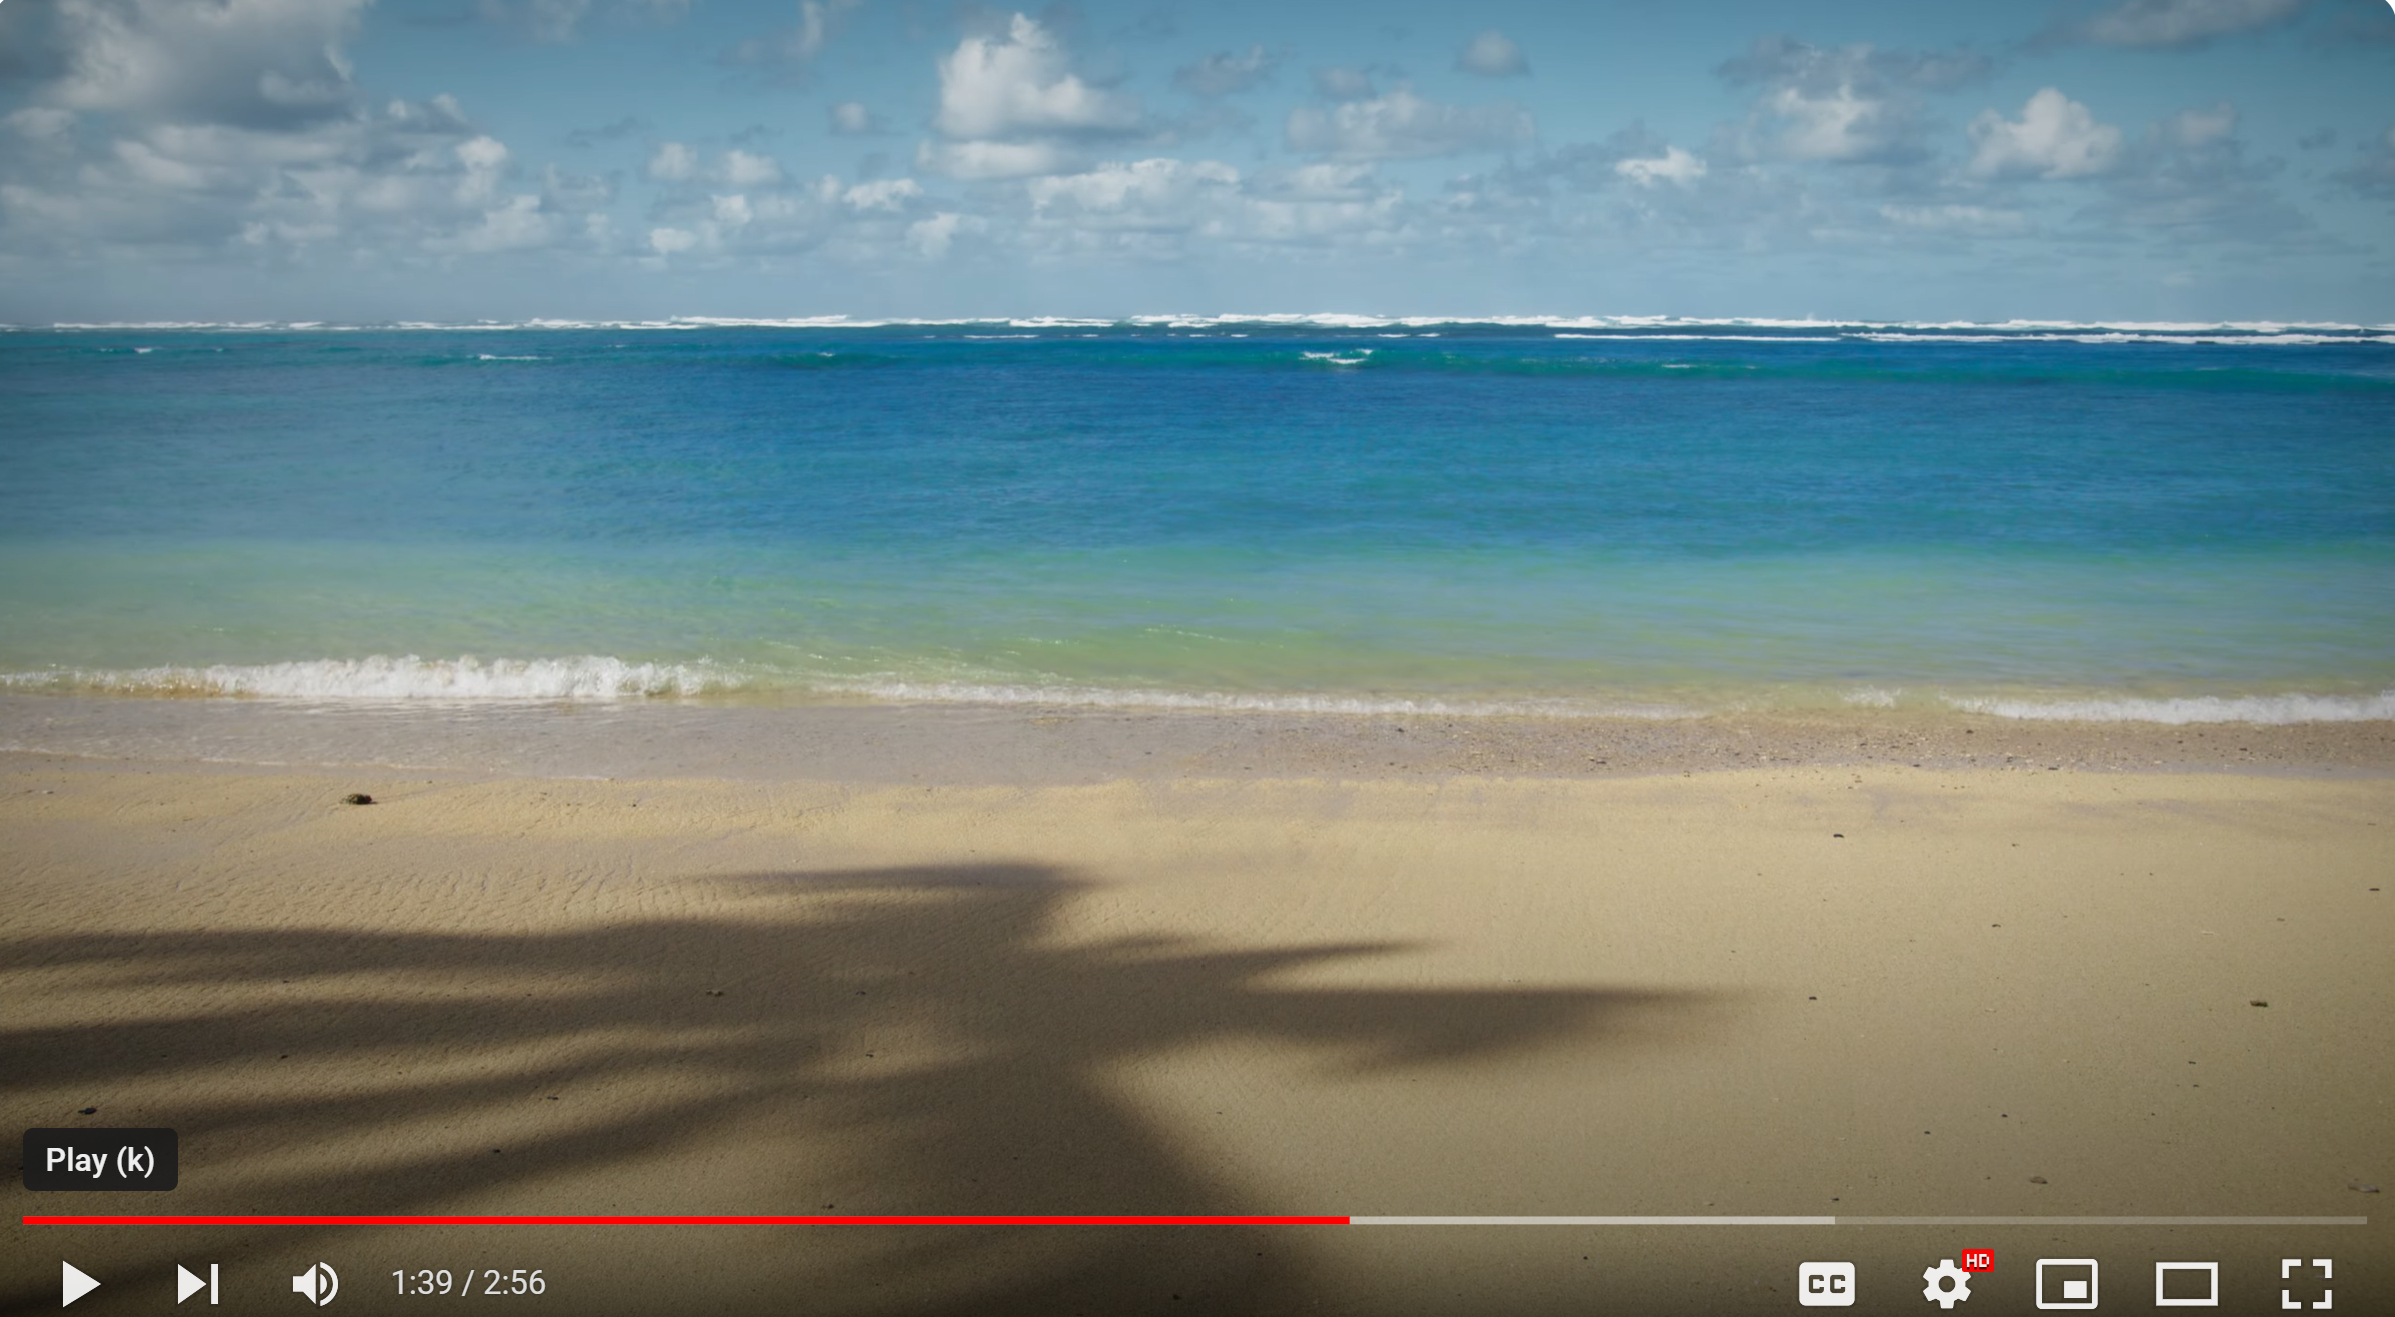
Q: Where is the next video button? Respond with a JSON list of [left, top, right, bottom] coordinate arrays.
[[1798, 1261, 1856, 1307], [22, 1128, 180, 1191]]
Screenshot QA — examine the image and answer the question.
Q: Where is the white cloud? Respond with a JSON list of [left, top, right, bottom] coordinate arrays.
[[720, 148, 783, 187], [630, 165, 933, 264], [2095, 101, 2310, 241], [829, 101, 883, 136], [455, 135, 510, 173], [432, 192, 552, 253], [482, 0, 591, 44], [540, 163, 614, 212], [0, 86, 604, 265], [908, 210, 983, 257], [1614, 146, 1707, 187], [1253, 162, 1382, 202], [1717, 37, 1993, 96], [1028, 157, 1241, 229], [1311, 67, 1378, 102], [914, 13, 1143, 181], [916, 138, 1078, 180], [4, 107, 80, 143], [1455, 30, 1529, 77], [1878, 203, 2029, 234], [647, 141, 699, 181], [1174, 45, 1276, 97], [1764, 84, 1889, 162], [725, 0, 858, 69], [933, 14, 1141, 141], [1286, 88, 1533, 160], [452, 135, 510, 206], [0, 3, 619, 270], [480, 0, 693, 45], [1440, 123, 1823, 251], [645, 144, 784, 188], [841, 177, 922, 212], [1231, 180, 1404, 246], [2074, 0, 2311, 49], [784, 0, 848, 60], [2169, 102, 2237, 146], [1718, 37, 1990, 166], [1967, 88, 2124, 179], [998, 156, 1411, 256], [50, 0, 370, 129]]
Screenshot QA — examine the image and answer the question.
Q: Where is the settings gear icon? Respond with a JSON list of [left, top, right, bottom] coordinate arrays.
[[1922, 1259, 1973, 1308]]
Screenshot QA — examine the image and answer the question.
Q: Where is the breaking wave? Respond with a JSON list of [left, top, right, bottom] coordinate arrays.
[[0, 656, 737, 701], [6, 657, 2391, 725], [1945, 691, 2395, 725], [17, 314, 2394, 341], [801, 677, 1701, 718]]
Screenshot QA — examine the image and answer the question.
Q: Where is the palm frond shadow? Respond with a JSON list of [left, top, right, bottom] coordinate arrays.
[[4, 863, 1718, 1315]]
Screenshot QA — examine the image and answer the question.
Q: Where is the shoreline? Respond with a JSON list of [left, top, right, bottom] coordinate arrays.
[[3, 691, 2392, 785]]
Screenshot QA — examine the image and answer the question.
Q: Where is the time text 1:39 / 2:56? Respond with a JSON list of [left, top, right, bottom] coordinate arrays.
[[394, 1269, 547, 1296]]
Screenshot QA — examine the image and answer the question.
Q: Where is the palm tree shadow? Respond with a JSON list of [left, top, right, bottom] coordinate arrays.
[[3, 863, 1717, 1316]]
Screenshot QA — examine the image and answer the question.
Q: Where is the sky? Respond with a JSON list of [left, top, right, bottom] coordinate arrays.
[[1, 0, 2393, 323]]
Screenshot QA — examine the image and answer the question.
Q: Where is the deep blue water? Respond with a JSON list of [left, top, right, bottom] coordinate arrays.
[[2, 319, 2391, 720]]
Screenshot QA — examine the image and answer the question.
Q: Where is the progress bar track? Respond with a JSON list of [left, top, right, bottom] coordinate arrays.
[[1360, 1226, 2366, 1235], [23, 1226, 2375, 1235]]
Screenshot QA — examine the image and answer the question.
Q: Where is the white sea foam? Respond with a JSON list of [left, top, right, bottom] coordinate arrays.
[[0, 656, 736, 701], [1946, 691, 2395, 725], [10, 656, 2392, 725], [1850, 331, 2395, 346], [1553, 333, 1844, 342], [808, 677, 1698, 719]]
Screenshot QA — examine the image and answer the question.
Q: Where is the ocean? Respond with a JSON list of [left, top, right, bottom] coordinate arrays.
[[3, 316, 2391, 724]]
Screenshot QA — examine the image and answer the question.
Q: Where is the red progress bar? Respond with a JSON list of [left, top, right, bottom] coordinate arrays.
[[28, 1226, 1360, 1235]]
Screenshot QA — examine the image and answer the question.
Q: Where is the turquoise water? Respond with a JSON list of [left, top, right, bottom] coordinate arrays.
[[3, 318, 2391, 721]]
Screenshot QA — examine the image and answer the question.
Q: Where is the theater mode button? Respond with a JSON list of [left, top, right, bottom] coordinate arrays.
[[1798, 1261, 1856, 1306]]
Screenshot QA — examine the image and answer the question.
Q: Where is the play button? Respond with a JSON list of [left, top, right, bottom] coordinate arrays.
[[62, 1261, 101, 1307]]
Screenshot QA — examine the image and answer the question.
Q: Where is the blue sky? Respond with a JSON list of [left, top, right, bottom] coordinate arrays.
[[2, 0, 2392, 322]]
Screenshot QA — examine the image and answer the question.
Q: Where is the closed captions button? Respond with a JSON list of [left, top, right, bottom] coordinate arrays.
[[1798, 1261, 1856, 1307]]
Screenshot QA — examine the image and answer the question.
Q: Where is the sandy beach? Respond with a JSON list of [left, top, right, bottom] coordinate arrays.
[[4, 705, 2390, 1314]]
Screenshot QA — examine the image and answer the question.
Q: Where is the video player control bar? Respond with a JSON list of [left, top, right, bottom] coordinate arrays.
[[24, 1213, 2370, 1226]]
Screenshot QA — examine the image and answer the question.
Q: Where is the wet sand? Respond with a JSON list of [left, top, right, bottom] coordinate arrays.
[[2, 701, 2389, 1314], [4, 691, 2392, 783]]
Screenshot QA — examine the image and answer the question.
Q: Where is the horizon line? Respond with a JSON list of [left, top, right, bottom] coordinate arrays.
[[8, 314, 2395, 335]]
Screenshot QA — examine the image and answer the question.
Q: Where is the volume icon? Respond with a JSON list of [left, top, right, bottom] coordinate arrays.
[[291, 1262, 340, 1306]]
